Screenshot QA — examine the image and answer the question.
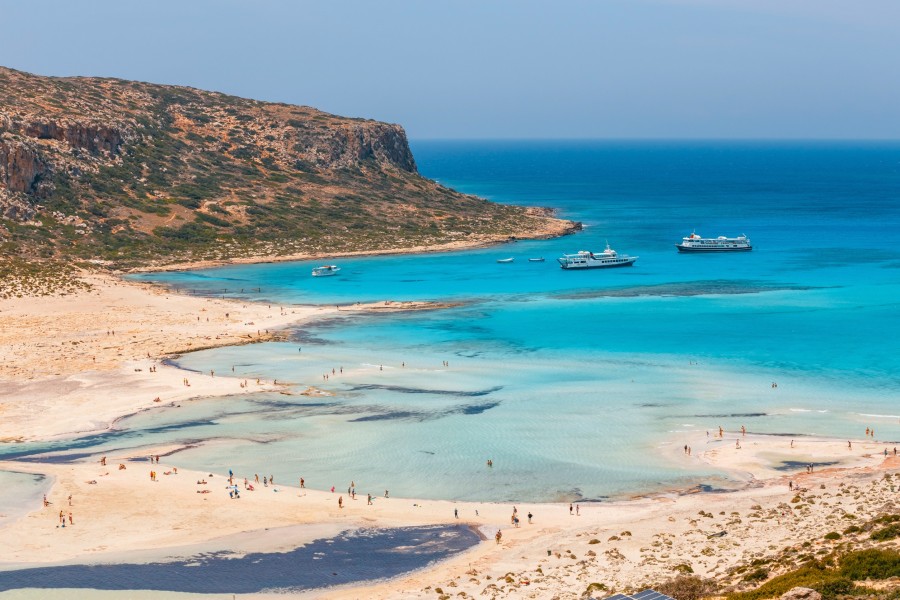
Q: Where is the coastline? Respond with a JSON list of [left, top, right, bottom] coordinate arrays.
[[2, 271, 899, 598], [124, 215, 580, 273], [0, 435, 896, 598], [0, 272, 455, 443]]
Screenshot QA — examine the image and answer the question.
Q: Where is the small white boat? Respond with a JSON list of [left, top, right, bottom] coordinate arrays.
[[528, 257, 545, 262], [312, 265, 341, 277], [496, 258, 515, 264]]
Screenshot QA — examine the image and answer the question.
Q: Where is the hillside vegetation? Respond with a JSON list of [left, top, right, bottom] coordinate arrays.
[[0, 66, 576, 276]]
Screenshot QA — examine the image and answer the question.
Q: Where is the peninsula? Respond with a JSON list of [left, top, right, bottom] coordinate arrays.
[[0, 66, 577, 287]]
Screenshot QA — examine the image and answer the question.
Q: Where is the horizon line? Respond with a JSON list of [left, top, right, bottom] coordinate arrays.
[[409, 136, 900, 143]]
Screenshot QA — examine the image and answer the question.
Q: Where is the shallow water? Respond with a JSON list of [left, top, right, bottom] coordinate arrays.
[[61, 141, 900, 502], [0, 471, 50, 528], [0, 525, 478, 593]]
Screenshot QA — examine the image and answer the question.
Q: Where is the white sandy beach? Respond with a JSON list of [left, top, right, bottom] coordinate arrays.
[[1, 273, 898, 599]]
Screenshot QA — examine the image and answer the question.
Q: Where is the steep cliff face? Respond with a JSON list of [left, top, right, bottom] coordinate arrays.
[[19, 120, 126, 155], [0, 135, 46, 194], [0, 66, 576, 267], [319, 123, 417, 171], [0, 134, 44, 220]]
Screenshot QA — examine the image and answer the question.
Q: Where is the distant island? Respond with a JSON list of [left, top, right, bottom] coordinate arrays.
[[0, 66, 578, 282]]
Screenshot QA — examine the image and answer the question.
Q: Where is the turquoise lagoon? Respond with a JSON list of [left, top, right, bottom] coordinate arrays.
[[22, 141, 900, 503]]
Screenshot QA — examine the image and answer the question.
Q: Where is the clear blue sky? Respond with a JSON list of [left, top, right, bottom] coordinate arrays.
[[1, 0, 898, 139]]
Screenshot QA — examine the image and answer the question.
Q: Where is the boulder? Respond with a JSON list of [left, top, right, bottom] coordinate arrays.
[[780, 587, 822, 600]]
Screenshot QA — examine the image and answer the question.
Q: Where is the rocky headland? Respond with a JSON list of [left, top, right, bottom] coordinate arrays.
[[0, 66, 578, 285]]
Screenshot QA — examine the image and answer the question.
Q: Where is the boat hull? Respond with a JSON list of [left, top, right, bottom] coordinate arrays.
[[559, 258, 637, 270], [675, 245, 752, 253]]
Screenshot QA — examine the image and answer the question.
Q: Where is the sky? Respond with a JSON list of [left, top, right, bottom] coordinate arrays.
[[1, 0, 898, 139]]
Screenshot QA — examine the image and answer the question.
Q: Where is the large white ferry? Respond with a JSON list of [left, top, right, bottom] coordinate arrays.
[[675, 232, 752, 253], [557, 243, 637, 270]]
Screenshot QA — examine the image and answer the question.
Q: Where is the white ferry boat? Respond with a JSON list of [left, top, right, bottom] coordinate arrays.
[[557, 243, 637, 270], [675, 232, 752, 253], [311, 265, 341, 277]]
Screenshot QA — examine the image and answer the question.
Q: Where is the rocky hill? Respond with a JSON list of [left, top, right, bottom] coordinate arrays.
[[0, 66, 577, 271]]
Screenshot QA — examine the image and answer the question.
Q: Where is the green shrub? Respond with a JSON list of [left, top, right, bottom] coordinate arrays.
[[824, 532, 841, 540], [195, 212, 231, 228], [818, 577, 855, 597], [743, 568, 769, 583], [839, 548, 900, 580], [873, 514, 900, 525], [656, 576, 717, 600], [585, 582, 607, 595], [871, 524, 900, 541]]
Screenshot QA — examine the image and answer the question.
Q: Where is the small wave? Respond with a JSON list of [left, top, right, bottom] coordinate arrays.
[[857, 413, 900, 419], [693, 412, 767, 418]]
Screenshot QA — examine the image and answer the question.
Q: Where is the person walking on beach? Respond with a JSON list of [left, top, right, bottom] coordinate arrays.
[[454, 508, 458, 518], [338, 496, 343, 509], [576, 505, 580, 516], [300, 477, 305, 488], [495, 530, 502, 544], [367, 494, 372, 505], [527, 511, 533, 524], [569, 503, 573, 515]]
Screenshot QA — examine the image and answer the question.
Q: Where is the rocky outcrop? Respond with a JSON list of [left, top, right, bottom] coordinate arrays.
[[0, 134, 45, 194], [20, 120, 124, 155], [0, 192, 36, 221], [297, 122, 417, 172], [780, 588, 822, 600]]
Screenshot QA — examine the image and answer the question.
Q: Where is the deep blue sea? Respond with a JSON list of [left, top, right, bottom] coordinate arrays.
[[15, 141, 900, 507]]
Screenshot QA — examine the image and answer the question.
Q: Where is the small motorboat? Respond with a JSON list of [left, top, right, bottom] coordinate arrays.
[[528, 257, 545, 262], [312, 265, 341, 277], [496, 258, 515, 264]]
